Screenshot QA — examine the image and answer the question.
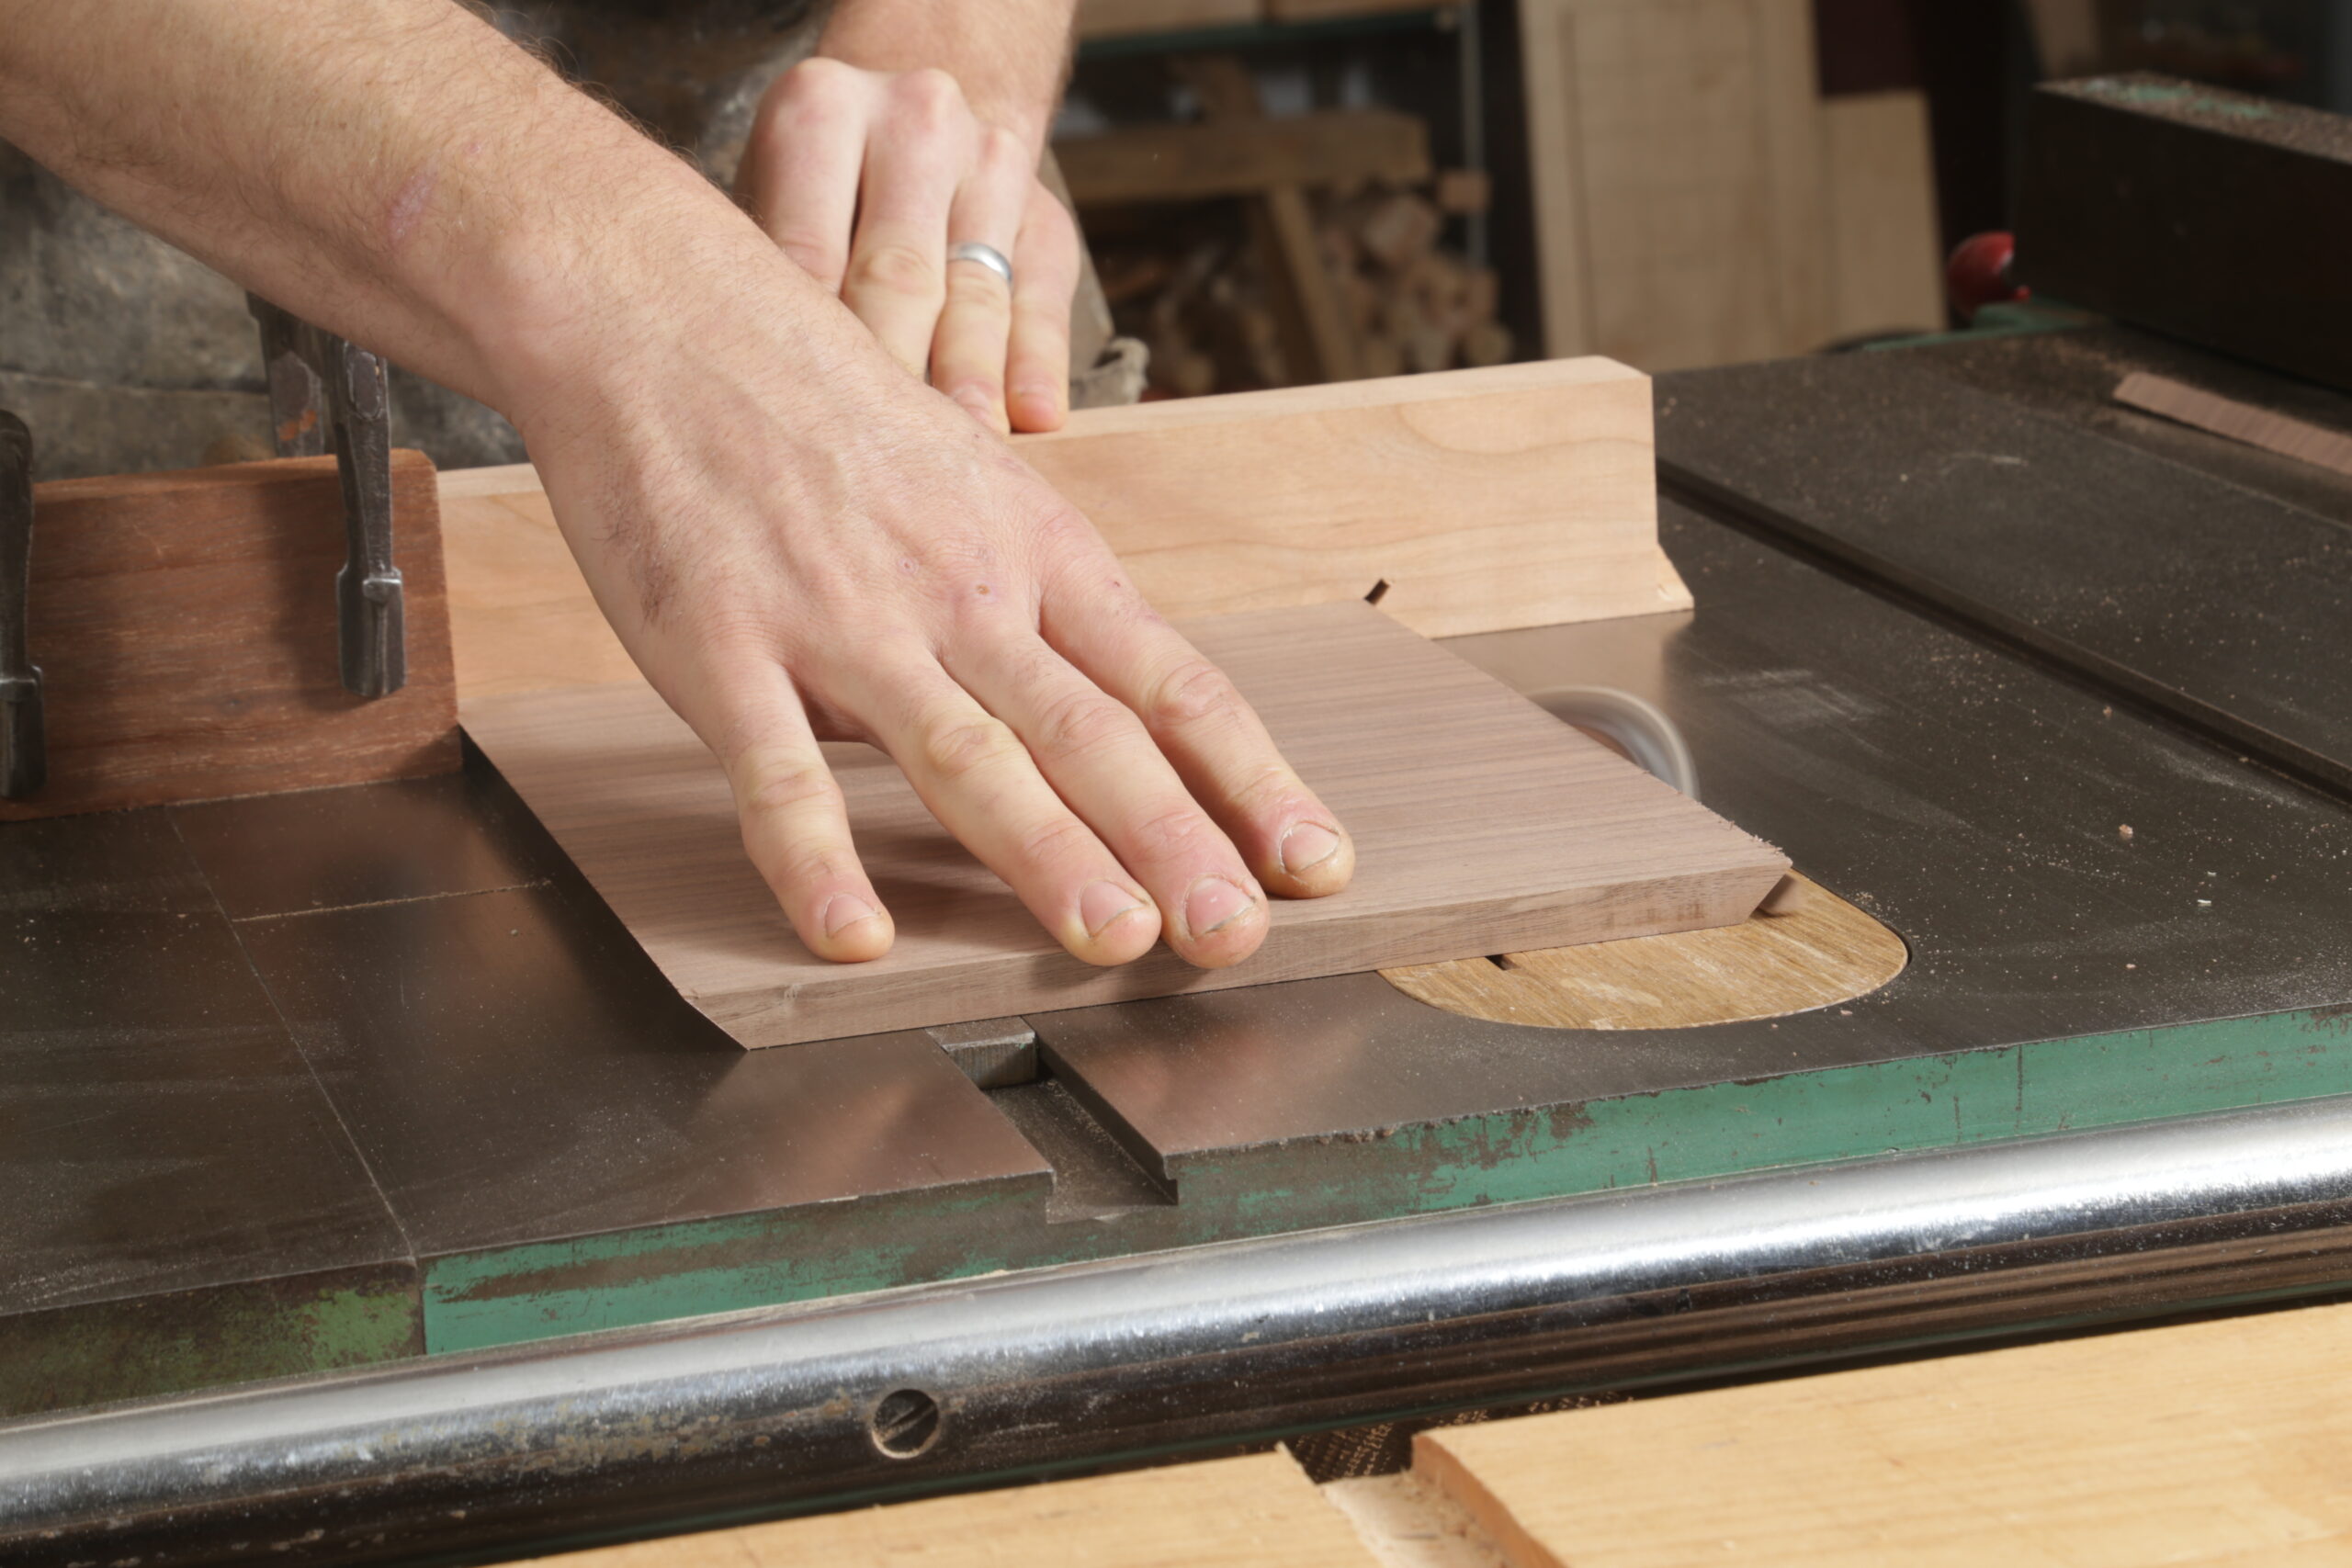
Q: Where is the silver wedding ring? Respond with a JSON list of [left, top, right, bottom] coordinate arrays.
[[948, 241, 1013, 288]]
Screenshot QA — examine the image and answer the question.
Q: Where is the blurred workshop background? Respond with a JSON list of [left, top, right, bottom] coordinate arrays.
[[1062, 0, 2352, 397], [5, 0, 2349, 477]]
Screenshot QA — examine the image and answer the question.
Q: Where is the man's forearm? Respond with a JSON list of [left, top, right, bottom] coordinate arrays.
[[817, 0, 1077, 150], [0, 0, 798, 422]]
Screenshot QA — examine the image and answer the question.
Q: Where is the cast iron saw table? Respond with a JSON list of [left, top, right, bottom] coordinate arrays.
[[5, 320, 2352, 1565]]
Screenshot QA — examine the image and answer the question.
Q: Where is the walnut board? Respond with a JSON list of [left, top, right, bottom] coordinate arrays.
[[436, 359, 1689, 700], [461, 600, 1787, 1048], [7, 452, 459, 820], [2114, 369, 2352, 479]]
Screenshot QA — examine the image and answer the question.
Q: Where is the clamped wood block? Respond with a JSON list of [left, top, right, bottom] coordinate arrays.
[[0, 445, 458, 822], [0, 297, 456, 820]]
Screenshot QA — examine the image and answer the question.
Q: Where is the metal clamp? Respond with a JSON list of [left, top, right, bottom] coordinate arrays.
[[327, 339, 404, 697], [248, 295, 406, 699], [0, 410, 43, 798]]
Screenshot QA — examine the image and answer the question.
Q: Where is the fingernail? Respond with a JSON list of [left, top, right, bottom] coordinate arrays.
[[1080, 880, 1146, 937], [1184, 876, 1256, 938], [1279, 822, 1342, 874], [821, 893, 880, 936]]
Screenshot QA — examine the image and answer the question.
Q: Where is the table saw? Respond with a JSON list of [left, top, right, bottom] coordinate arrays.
[[7, 76, 2352, 1568]]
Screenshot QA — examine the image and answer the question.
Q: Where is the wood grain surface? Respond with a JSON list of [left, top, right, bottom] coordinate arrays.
[[1516, 0, 1827, 367], [1055, 108, 1431, 205], [462, 601, 1786, 1047], [1820, 91, 1944, 341], [2115, 369, 2352, 479], [1413, 1297, 2352, 1565], [1382, 872, 1905, 1028], [7, 452, 458, 820], [437, 360, 1686, 699], [521, 1452, 1380, 1568]]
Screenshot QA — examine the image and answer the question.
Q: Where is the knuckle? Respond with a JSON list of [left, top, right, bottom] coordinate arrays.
[[1012, 812, 1098, 871], [978, 125, 1029, 179], [772, 227, 843, 278], [764, 59, 856, 130], [1031, 688, 1136, 761], [735, 754, 844, 819], [1026, 186, 1076, 244], [1227, 761, 1301, 817], [918, 713, 1021, 784], [946, 266, 1014, 310], [767, 841, 867, 908], [849, 240, 940, 298], [783, 56, 857, 96], [893, 67, 965, 126], [1127, 801, 1219, 862], [1145, 658, 1243, 732]]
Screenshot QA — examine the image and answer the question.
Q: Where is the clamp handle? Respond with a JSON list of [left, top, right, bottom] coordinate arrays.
[[0, 410, 43, 798], [328, 341, 404, 698], [1947, 231, 2030, 324], [248, 296, 406, 699]]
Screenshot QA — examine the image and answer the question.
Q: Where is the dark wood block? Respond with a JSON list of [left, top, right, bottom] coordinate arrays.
[[2016, 74, 2352, 392], [7, 451, 458, 820]]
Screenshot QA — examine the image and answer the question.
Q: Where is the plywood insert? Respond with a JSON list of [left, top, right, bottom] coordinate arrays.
[[1383, 872, 1905, 1028], [462, 601, 1787, 1048]]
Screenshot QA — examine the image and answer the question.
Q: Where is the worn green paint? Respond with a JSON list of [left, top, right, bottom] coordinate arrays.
[[1339, 1007, 2352, 1213], [2085, 77, 2282, 121], [424, 1006, 2352, 1356], [424, 1185, 1059, 1354], [0, 1269, 421, 1420]]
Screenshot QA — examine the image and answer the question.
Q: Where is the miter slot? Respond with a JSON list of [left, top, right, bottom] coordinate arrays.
[[984, 1071, 1177, 1223], [926, 1017, 1041, 1089]]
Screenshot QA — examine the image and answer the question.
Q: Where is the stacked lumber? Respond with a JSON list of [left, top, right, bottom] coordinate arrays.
[[1098, 179, 1507, 396], [1327, 187, 1511, 379]]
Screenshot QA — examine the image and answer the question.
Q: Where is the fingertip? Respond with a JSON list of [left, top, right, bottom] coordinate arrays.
[[803, 890, 896, 964], [1170, 874, 1269, 969], [1263, 820, 1355, 900], [1008, 382, 1066, 433], [1064, 887, 1161, 967]]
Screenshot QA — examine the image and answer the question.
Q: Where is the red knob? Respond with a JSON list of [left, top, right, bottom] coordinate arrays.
[[1947, 232, 2029, 322]]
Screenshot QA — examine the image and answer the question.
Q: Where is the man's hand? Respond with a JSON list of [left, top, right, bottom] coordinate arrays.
[[737, 0, 1082, 436], [513, 219, 1354, 968], [0, 0, 1353, 971], [736, 60, 1080, 437]]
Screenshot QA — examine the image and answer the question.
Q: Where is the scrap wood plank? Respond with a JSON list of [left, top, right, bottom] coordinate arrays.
[[1411, 1295, 2352, 1565], [1173, 52, 1363, 385], [2114, 370, 2352, 479], [461, 600, 1786, 1048], [438, 359, 1689, 700], [1820, 91, 1944, 341], [1517, 0, 1829, 367], [6, 451, 458, 820], [521, 1451, 1380, 1567], [1055, 107, 1430, 205]]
